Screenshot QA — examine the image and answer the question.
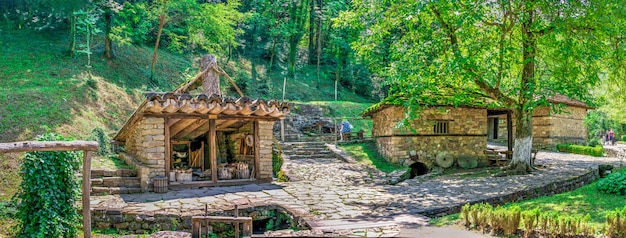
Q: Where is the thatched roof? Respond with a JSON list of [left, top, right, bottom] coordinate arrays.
[[113, 93, 290, 142]]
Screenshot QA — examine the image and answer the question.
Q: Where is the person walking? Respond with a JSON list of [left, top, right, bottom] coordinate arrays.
[[340, 118, 352, 141], [608, 129, 615, 145]]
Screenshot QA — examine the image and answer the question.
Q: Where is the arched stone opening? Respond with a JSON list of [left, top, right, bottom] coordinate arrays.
[[409, 162, 429, 179]]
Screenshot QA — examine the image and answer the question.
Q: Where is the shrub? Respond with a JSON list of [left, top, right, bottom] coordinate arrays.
[[598, 168, 626, 195], [622, 135, 626, 142], [272, 150, 284, 177], [89, 127, 110, 156], [555, 144, 603, 157], [16, 133, 81, 238]]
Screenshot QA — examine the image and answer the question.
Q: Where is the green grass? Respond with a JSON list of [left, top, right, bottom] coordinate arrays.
[[339, 142, 404, 173], [430, 180, 626, 229], [293, 101, 374, 136], [92, 155, 134, 170]]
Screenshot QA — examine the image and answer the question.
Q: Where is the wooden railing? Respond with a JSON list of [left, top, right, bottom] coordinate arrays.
[[0, 141, 98, 238], [191, 216, 252, 238]]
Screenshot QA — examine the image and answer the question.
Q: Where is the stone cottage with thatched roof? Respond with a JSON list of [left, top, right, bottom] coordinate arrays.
[[113, 55, 289, 191]]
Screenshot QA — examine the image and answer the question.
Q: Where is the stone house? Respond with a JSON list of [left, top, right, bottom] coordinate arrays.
[[489, 95, 592, 148], [113, 94, 289, 191], [362, 91, 499, 169], [364, 92, 590, 169], [113, 55, 289, 191]]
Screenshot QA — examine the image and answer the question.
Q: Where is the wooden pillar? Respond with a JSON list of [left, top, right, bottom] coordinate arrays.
[[254, 120, 260, 180], [165, 118, 171, 182], [507, 110, 513, 159], [209, 118, 217, 183], [201, 54, 220, 96], [280, 119, 285, 142], [82, 150, 92, 238]]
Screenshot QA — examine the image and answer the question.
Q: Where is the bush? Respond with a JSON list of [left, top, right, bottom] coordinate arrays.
[[16, 133, 81, 238], [272, 150, 284, 177], [598, 168, 626, 195], [622, 135, 626, 142], [555, 144, 603, 157]]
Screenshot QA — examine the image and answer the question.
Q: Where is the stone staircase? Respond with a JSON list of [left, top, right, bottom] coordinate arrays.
[[279, 142, 337, 160], [91, 169, 142, 195]]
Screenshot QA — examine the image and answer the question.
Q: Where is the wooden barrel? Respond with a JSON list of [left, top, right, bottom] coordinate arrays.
[[152, 176, 168, 193]]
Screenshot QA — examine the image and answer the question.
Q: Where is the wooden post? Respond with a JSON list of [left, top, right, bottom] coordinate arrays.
[[507, 110, 513, 160], [201, 54, 220, 96], [165, 118, 171, 182], [209, 118, 217, 183], [280, 119, 285, 142], [83, 150, 92, 238], [282, 77, 286, 101], [0, 141, 98, 238], [254, 120, 260, 180]]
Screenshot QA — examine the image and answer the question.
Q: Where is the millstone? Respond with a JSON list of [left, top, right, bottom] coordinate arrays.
[[435, 152, 455, 168], [457, 155, 478, 169]]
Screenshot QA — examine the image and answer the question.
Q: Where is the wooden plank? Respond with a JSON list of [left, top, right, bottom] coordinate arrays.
[[192, 216, 252, 223], [216, 119, 240, 130], [254, 120, 260, 180], [185, 122, 211, 140], [192, 218, 201, 238], [175, 119, 208, 139], [170, 119, 197, 137], [82, 150, 93, 238], [0, 141, 98, 153], [165, 118, 171, 182], [209, 119, 217, 183]]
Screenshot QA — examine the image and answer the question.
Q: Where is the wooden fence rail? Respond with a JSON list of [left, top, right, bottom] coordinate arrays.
[[192, 216, 253, 238], [0, 140, 98, 238]]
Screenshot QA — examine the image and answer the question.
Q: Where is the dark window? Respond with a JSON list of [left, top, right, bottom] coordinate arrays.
[[434, 121, 449, 134]]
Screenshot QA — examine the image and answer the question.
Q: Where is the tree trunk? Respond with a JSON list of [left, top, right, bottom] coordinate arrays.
[[315, 0, 322, 89], [104, 11, 113, 59], [268, 39, 277, 74], [510, 7, 537, 173], [69, 13, 76, 57], [150, 14, 166, 84], [308, 0, 316, 64]]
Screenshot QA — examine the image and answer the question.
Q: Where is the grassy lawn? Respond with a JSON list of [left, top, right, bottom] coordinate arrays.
[[339, 142, 404, 173], [430, 180, 626, 230], [92, 155, 134, 171]]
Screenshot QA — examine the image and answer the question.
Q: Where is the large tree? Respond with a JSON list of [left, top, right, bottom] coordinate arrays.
[[340, 0, 624, 172]]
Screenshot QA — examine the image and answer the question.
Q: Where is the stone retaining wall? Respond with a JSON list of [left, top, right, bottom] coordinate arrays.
[[419, 169, 598, 218], [92, 205, 308, 234]]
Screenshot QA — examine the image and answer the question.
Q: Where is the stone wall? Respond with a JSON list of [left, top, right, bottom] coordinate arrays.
[[124, 117, 166, 189], [495, 106, 588, 148], [371, 106, 487, 167], [258, 121, 275, 181]]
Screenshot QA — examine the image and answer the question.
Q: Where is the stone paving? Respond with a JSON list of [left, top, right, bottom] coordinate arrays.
[[91, 144, 625, 236]]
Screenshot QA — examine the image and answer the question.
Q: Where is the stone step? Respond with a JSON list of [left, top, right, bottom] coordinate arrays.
[[287, 154, 337, 160], [91, 177, 141, 187], [288, 150, 333, 155], [91, 169, 137, 178], [91, 186, 142, 196]]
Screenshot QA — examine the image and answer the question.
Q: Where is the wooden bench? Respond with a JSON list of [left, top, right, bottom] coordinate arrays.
[[485, 149, 539, 167], [486, 149, 509, 166]]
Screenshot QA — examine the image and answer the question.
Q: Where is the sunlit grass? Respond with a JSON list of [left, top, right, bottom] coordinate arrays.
[[339, 142, 404, 173], [429, 180, 626, 229], [92, 155, 134, 170]]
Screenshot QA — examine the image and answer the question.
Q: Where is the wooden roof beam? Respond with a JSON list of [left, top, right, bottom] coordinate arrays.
[[170, 119, 197, 137], [175, 119, 208, 139]]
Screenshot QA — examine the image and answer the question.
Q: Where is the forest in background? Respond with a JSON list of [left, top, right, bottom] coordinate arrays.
[[0, 0, 379, 101], [0, 0, 624, 142]]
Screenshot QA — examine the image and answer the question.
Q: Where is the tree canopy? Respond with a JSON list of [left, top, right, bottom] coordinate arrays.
[[339, 0, 625, 172]]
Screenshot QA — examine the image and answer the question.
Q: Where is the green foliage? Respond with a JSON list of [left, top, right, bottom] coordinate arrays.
[[606, 207, 626, 238], [16, 133, 81, 238], [555, 144, 604, 157], [339, 142, 404, 173], [598, 168, 626, 195], [89, 127, 110, 156], [271, 150, 284, 178]]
